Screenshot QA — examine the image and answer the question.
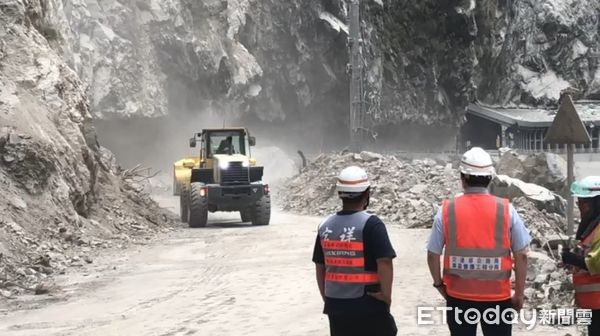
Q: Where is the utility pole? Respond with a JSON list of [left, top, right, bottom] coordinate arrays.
[[349, 0, 365, 152]]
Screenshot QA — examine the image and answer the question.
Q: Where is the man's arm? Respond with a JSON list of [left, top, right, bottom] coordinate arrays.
[[427, 209, 447, 299], [427, 251, 447, 299], [509, 205, 531, 311], [374, 258, 393, 306], [312, 234, 326, 300], [363, 216, 396, 306], [512, 248, 528, 310], [427, 252, 443, 284], [585, 230, 600, 275], [315, 264, 326, 300]]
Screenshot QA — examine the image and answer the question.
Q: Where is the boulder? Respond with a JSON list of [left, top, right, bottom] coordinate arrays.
[[523, 153, 568, 196], [495, 151, 526, 179], [360, 151, 383, 162], [491, 175, 566, 215], [496, 151, 568, 196]]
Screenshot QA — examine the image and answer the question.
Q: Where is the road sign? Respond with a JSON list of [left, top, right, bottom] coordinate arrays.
[[544, 94, 591, 144], [544, 94, 591, 236]]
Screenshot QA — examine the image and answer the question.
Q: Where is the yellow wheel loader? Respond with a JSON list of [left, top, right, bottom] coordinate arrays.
[[173, 128, 271, 227]]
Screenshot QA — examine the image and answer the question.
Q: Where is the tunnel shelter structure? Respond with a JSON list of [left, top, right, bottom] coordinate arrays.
[[462, 101, 600, 153]]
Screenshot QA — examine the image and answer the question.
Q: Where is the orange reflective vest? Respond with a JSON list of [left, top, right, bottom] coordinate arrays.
[[573, 224, 600, 309], [319, 211, 380, 299], [442, 194, 513, 302]]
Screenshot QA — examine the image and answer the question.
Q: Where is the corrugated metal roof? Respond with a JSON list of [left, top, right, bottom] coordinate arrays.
[[467, 102, 600, 128]]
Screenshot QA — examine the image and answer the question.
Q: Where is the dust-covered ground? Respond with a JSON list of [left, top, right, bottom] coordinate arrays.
[[0, 192, 580, 336]]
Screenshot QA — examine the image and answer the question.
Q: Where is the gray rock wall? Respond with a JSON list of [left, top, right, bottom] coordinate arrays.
[[5, 0, 600, 152], [46, 0, 599, 132], [47, 0, 348, 123], [369, 0, 600, 126]]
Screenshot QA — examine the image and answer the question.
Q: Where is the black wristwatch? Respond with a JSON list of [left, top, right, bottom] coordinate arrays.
[[433, 282, 445, 288]]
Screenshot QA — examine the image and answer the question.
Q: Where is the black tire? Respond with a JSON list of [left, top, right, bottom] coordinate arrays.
[[189, 182, 208, 228], [240, 209, 252, 223], [179, 185, 189, 223], [250, 194, 271, 226]]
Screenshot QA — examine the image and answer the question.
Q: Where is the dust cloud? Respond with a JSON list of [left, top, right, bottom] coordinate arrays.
[[95, 112, 457, 171], [94, 110, 306, 185], [94, 104, 458, 186]]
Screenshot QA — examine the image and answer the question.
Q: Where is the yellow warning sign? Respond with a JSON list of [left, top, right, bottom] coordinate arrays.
[[544, 95, 591, 144]]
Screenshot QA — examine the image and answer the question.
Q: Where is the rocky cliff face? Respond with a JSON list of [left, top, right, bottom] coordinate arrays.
[[49, 0, 600, 130], [474, 0, 600, 105], [0, 0, 172, 294], [50, 0, 349, 124], [1, 0, 598, 168], [368, 0, 600, 126]]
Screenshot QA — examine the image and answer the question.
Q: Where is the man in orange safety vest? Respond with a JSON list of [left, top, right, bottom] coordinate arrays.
[[562, 176, 600, 334], [427, 148, 531, 336]]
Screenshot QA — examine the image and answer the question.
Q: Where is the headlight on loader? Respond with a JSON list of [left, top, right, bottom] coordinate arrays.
[[219, 161, 230, 170]]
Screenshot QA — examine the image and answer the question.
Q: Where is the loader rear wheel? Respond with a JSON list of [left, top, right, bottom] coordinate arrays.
[[189, 182, 208, 228], [179, 185, 189, 223], [250, 194, 271, 226], [240, 209, 252, 223]]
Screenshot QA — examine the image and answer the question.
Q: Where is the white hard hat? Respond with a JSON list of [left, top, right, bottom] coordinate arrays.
[[459, 147, 495, 177], [336, 166, 370, 195], [571, 176, 600, 198]]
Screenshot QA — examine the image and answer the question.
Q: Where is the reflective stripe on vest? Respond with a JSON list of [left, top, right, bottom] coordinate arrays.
[[443, 195, 513, 302], [325, 257, 365, 267], [573, 224, 600, 309], [574, 283, 600, 293], [319, 211, 379, 299], [325, 273, 379, 283], [322, 241, 364, 251]]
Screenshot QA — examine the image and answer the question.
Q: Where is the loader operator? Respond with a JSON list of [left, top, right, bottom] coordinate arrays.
[[312, 166, 397, 336], [561, 176, 600, 335], [426, 147, 531, 336], [216, 136, 235, 154]]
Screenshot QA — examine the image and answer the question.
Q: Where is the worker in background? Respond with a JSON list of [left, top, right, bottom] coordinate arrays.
[[561, 176, 600, 335], [312, 166, 397, 336], [427, 147, 531, 336]]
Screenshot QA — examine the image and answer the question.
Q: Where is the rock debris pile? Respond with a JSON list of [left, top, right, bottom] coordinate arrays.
[[494, 153, 575, 311], [0, 2, 175, 299], [511, 197, 574, 311], [0, 144, 176, 299], [280, 151, 460, 228]]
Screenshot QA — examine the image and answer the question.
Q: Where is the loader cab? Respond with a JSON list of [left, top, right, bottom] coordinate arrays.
[[189, 129, 256, 159], [207, 131, 248, 157]]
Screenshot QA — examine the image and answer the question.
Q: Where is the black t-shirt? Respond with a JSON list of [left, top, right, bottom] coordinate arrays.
[[312, 211, 396, 316]]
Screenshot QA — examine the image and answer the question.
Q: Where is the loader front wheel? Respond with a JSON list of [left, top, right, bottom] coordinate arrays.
[[240, 209, 252, 223], [250, 194, 271, 226], [189, 182, 208, 228]]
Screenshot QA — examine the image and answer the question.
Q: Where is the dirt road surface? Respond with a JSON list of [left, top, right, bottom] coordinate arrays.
[[0, 196, 580, 335]]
